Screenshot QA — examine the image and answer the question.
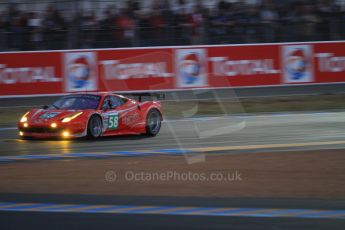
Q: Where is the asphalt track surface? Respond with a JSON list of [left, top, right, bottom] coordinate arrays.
[[2, 112, 345, 157], [1, 112, 345, 229], [1, 86, 345, 229], [0, 194, 344, 230]]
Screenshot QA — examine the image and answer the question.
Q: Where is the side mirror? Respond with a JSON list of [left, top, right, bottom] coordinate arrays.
[[42, 105, 49, 109]]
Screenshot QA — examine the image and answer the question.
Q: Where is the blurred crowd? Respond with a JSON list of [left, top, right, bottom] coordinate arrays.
[[0, 0, 344, 51]]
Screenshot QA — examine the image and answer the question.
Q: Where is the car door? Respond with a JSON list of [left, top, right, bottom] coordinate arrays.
[[100, 96, 123, 134]]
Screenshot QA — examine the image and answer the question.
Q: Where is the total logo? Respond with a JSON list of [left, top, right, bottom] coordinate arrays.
[[282, 45, 314, 83], [64, 52, 98, 92], [176, 49, 207, 88]]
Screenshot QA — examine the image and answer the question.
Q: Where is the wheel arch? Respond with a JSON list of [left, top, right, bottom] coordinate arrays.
[[146, 107, 162, 121], [144, 105, 163, 121]]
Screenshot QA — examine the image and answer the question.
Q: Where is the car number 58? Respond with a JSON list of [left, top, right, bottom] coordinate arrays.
[[108, 114, 119, 130]]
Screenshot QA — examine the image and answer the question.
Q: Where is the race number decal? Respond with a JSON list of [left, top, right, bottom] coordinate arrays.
[[108, 113, 119, 130]]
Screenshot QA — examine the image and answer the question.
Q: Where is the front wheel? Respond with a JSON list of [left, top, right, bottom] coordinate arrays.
[[145, 109, 162, 136], [87, 115, 102, 138]]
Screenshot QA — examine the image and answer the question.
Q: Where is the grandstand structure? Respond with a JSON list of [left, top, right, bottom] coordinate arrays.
[[0, 0, 344, 51]]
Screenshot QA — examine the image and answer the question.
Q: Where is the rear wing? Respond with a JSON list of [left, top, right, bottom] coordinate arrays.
[[120, 92, 166, 102]]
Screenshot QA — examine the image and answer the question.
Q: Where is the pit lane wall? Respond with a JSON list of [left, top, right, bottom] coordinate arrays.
[[0, 41, 345, 97]]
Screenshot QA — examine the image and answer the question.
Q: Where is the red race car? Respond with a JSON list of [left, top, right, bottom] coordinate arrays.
[[18, 93, 164, 139]]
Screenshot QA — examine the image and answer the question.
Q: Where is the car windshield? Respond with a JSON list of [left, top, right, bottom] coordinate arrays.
[[50, 95, 101, 110]]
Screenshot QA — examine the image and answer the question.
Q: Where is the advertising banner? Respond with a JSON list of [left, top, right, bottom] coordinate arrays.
[[0, 52, 62, 96], [207, 45, 280, 88], [0, 41, 345, 97], [313, 42, 345, 83], [97, 48, 174, 92]]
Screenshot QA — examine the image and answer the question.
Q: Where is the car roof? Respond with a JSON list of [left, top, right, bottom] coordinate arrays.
[[65, 92, 127, 99], [67, 92, 123, 97]]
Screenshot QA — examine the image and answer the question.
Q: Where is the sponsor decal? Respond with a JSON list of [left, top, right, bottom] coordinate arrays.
[[176, 49, 207, 88], [123, 112, 140, 126], [282, 45, 314, 83], [100, 60, 172, 80], [316, 53, 345, 73], [0, 64, 59, 84], [210, 57, 279, 76], [64, 52, 98, 92], [39, 112, 60, 119]]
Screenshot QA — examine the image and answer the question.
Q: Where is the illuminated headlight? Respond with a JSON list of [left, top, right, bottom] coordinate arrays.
[[20, 112, 29, 123], [19, 131, 24, 136], [23, 123, 28, 128], [51, 123, 57, 128], [62, 112, 83, 123], [62, 131, 70, 137]]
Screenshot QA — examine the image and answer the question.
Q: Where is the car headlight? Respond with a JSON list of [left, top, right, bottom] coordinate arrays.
[[20, 112, 29, 123], [61, 112, 83, 123]]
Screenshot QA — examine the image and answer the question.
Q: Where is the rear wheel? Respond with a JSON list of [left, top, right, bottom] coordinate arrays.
[[145, 109, 162, 136], [87, 115, 102, 138]]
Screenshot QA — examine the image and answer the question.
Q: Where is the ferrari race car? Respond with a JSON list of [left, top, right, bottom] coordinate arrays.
[[18, 93, 164, 139]]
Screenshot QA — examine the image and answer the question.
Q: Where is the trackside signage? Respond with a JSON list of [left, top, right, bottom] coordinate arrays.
[[0, 52, 62, 96], [98, 49, 174, 92], [0, 41, 345, 96], [207, 45, 280, 87]]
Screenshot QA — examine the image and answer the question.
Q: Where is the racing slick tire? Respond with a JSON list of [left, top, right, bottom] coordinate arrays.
[[145, 109, 162, 136], [87, 115, 103, 138]]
